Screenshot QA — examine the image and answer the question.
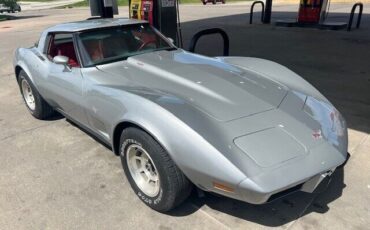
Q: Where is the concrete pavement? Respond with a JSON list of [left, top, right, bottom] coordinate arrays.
[[0, 4, 369, 229]]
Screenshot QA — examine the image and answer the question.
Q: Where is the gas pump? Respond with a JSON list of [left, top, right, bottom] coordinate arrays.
[[129, 0, 179, 45], [298, 0, 328, 23], [275, 0, 348, 29], [129, 0, 142, 20], [141, 0, 154, 24]]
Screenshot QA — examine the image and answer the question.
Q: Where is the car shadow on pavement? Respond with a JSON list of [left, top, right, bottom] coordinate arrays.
[[65, 118, 113, 151], [168, 167, 345, 227], [45, 111, 64, 121]]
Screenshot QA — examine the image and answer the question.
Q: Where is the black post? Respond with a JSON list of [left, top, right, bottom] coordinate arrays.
[[347, 2, 363, 31], [103, 7, 114, 18], [188, 28, 230, 56], [100, 0, 114, 18], [263, 0, 272, 24], [250, 1, 265, 24]]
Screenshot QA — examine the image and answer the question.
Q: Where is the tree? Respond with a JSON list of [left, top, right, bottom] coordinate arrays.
[[0, 0, 18, 8]]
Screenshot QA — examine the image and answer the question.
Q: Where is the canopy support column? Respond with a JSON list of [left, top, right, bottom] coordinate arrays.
[[263, 0, 272, 24]]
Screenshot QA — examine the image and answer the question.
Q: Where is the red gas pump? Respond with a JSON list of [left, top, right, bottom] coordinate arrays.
[[129, 0, 179, 45], [141, 0, 154, 25], [275, 0, 347, 29], [298, 0, 328, 23]]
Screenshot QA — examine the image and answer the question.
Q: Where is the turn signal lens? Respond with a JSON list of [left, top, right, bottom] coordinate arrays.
[[213, 182, 235, 193]]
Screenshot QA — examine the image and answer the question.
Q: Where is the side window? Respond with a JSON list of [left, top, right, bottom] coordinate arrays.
[[46, 33, 80, 68]]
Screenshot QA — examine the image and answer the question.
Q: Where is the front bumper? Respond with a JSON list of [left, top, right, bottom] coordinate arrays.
[[229, 152, 351, 204]]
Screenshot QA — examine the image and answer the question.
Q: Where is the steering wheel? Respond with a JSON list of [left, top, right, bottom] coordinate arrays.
[[138, 40, 157, 51]]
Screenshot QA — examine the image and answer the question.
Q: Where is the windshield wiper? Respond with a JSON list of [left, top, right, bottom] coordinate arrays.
[[93, 47, 177, 66], [166, 47, 177, 51], [154, 47, 177, 52], [93, 56, 128, 66]]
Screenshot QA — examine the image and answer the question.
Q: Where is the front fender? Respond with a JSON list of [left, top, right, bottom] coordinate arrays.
[[109, 91, 247, 193], [14, 48, 36, 85]]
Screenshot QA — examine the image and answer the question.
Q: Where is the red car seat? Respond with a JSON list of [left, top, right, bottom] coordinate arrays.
[[49, 41, 79, 67]]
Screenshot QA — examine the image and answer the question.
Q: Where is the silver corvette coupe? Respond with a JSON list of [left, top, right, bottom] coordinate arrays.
[[14, 18, 349, 212]]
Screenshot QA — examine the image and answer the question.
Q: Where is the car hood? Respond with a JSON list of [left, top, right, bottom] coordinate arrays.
[[97, 50, 288, 121]]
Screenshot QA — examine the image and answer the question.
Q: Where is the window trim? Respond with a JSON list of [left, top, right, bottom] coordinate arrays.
[[75, 23, 177, 67], [43, 31, 83, 68]]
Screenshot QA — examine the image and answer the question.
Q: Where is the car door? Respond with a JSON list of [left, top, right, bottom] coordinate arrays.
[[44, 32, 88, 126]]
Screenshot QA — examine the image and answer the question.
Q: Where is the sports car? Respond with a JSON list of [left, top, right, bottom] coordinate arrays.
[[13, 18, 349, 212]]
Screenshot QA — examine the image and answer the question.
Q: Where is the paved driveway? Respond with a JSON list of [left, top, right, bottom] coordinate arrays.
[[0, 4, 369, 229]]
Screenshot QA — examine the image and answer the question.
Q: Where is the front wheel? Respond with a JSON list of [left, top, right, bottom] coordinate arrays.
[[18, 70, 55, 119], [120, 127, 192, 212]]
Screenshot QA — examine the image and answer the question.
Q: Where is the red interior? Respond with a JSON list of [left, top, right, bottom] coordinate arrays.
[[49, 41, 79, 67]]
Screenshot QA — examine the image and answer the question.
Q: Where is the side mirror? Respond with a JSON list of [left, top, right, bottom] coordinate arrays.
[[53, 55, 69, 65], [167, 37, 174, 44]]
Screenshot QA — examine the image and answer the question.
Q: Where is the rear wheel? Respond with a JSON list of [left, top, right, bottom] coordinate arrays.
[[120, 127, 192, 212], [212, 0, 216, 4], [18, 70, 55, 119]]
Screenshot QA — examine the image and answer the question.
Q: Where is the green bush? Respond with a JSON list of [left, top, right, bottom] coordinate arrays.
[[0, 0, 17, 7], [0, 0, 18, 7]]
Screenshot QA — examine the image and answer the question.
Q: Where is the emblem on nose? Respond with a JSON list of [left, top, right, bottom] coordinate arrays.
[[312, 129, 322, 140]]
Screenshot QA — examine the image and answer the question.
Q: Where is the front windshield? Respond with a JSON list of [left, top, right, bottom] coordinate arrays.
[[78, 23, 175, 66]]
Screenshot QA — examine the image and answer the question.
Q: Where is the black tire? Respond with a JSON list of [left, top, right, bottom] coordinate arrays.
[[18, 70, 55, 119], [202, 0, 206, 5], [212, 0, 216, 4], [120, 127, 192, 212]]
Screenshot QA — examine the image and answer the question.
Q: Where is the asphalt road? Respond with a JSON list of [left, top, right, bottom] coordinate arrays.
[[0, 3, 369, 229]]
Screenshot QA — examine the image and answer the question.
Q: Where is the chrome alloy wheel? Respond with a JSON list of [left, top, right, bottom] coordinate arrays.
[[126, 144, 160, 197], [21, 79, 35, 111]]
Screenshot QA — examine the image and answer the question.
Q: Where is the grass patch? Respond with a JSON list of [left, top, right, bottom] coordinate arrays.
[[19, 0, 56, 2], [0, 15, 10, 21], [65, 0, 88, 7], [19, 0, 54, 1]]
